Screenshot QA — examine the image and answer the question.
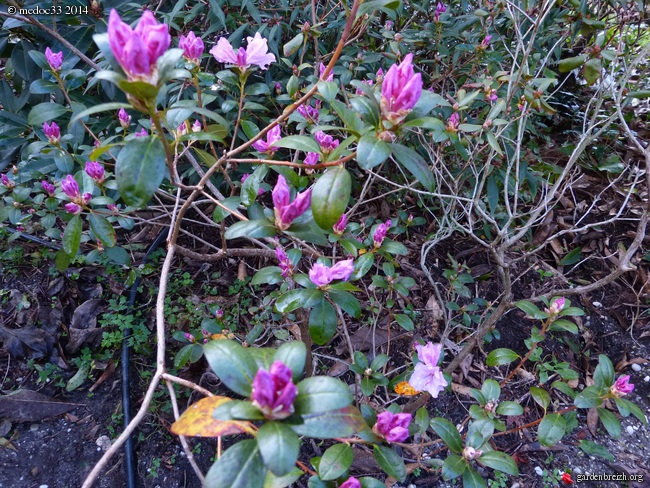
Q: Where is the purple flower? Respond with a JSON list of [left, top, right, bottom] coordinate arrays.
[[61, 175, 81, 201], [210, 32, 275, 72], [297, 104, 319, 124], [82, 193, 92, 205], [192, 120, 202, 133], [177, 121, 188, 136], [275, 82, 282, 94], [408, 342, 447, 398], [381, 54, 422, 125], [332, 214, 347, 235], [241, 173, 250, 183], [251, 361, 297, 420], [107, 203, 119, 213], [276, 247, 293, 278], [373, 220, 391, 247], [64, 202, 82, 214], [272, 175, 311, 230], [481, 35, 492, 47], [41, 180, 56, 196], [216, 309, 224, 319], [135, 128, 148, 137], [385, 20, 394, 30], [304, 152, 319, 166], [446, 112, 460, 132], [252, 125, 281, 153], [1, 174, 13, 189], [548, 297, 566, 315], [85, 161, 105, 182], [355, 79, 374, 95], [309, 259, 354, 287], [118, 108, 131, 129], [314, 131, 339, 153], [319, 62, 334, 82], [184, 332, 195, 342], [434, 2, 446, 22], [373, 411, 412, 443], [108, 9, 171, 84], [339, 477, 361, 488], [45, 47, 63, 71], [43, 121, 60, 144], [610, 375, 634, 397], [179, 31, 204, 64]]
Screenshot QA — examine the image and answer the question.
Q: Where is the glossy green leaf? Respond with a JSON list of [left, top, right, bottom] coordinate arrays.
[[274, 135, 321, 154], [283, 33, 304, 57], [486, 348, 519, 366], [481, 379, 500, 402], [577, 440, 614, 461], [311, 166, 352, 230], [614, 397, 648, 426], [295, 377, 352, 414], [462, 466, 487, 488], [583, 58, 602, 85], [390, 143, 435, 191], [594, 354, 614, 388], [495, 402, 523, 416], [478, 451, 518, 475], [537, 413, 566, 446], [514, 300, 548, 319], [275, 289, 324, 313], [430, 418, 463, 454], [88, 214, 116, 248], [205, 440, 266, 488], [257, 422, 300, 476], [328, 290, 361, 318], [558, 55, 587, 73], [357, 134, 391, 169], [309, 299, 338, 345], [62, 214, 82, 256], [466, 419, 494, 449], [318, 443, 353, 480], [263, 468, 303, 488], [291, 406, 366, 439], [115, 137, 166, 207], [273, 341, 306, 381], [574, 386, 604, 408], [203, 340, 258, 396], [441, 454, 467, 480], [373, 445, 405, 481], [530, 387, 551, 410], [28, 102, 68, 126], [596, 408, 621, 439]]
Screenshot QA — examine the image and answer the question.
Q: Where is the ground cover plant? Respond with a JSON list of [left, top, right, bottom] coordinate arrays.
[[1, 0, 649, 486]]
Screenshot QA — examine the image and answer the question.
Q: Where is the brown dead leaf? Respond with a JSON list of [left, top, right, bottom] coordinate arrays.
[[0, 389, 82, 422], [587, 407, 599, 436], [450, 382, 474, 397], [0, 323, 49, 359], [615, 356, 649, 372], [287, 324, 302, 341], [327, 361, 349, 377], [171, 396, 256, 437]]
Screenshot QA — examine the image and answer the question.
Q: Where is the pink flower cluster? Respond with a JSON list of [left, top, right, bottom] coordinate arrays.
[[408, 342, 448, 398], [380, 54, 422, 125], [210, 32, 275, 72], [373, 411, 411, 443], [252, 125, 281, 153], [272, 175, 311, 230], [610, 375, 634, 397], [309, 259, 354, 287], [179, 32, 204, 65], [251, 361, 297, 420]]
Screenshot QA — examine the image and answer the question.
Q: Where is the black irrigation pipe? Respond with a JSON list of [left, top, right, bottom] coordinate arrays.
[[5, 225, 169, 488], [122, 228, 168, 488]]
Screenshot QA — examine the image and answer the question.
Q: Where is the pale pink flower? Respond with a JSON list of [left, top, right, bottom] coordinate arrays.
[[272, 175, 311, 230], [210, 32, 275, 71], [309, 259, 354, 287], [408, 342, 447, 398]]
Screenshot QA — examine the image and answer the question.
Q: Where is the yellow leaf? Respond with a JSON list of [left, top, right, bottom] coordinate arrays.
[[210, 332, 235, 340], [394, 381, 420, 396], [171, 396, 256, 437]]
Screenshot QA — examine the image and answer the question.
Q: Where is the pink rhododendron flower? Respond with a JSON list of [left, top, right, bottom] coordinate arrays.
[[85, 161, 105, 182], [276, 247, 293, 278], [177, 121, 188, 136], [373, 220, 391, 247], [610, 375, 634, 397], [373, 411, 411, 443], [314, 131, 339, 153], [118, 108, 131, 129], [434, 2, 446, 22], [135, 128, 148, 137], [45, 47, 63, 71], [297, 104, 319, 124], [339, 477, 361, 488], [548, 297, 566, 315], [210, 32, 275, 71], [309, 259, 354, 287], [179, 31, 204, 64], [43, 121, 60, 144], [64, 203, 82, 214], [408, 342, 447, 398], [304, 152, 319, 166], [251, 361, 297, 420], [108, 9, 171, 84], [272, 175, 311, 230], [192, 120, 201, 132], [107, 204, 119, 213], [1, 174, 13, 188], [319, 62, 334, 81], [446, 112, 460, 132], [61, 175, 81, 201], [41, 180, 56, 196], [332, 214, 347, 235], [252, 125, 281, 153], [481, 35, 492, 47], [380, 54, 422, 124]]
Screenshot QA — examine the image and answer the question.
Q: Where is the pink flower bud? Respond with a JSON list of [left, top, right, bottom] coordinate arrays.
[[610, 375, 634, 397], [380, 54, 423, 125], [118, 108, 131, 129], [61, 175, 81, 200], [272, 175, 311, 230], [275, 82, 282, 94], [319, 62, 334, 82], [339, 477, 361, 488], [82, 193, 92, 205], [314, 131, 339, 153], [85, 161, 105, 182], [184, 332, 195, 342], [107, 204, 119, 213], [304, 152, 319, 166], [373, 411, 412, 443], [481, 35, 492, 47], [446, 112, 460, 132], [548, 297, 566, 315], [276, 247, 293, 278], [332, 214, 347, 235], [43, 121, 60, 144], [385, 20, 394, 30], [434, 2, 446, 22], [462, 446, 482, 460], [179, 31, 204, 65], [177, 121, 188, 136], [135, 128, 148, 137], [64, 202, 82, 214], [216, 309, 224, 319], [252, 125, 281, 153], [373, 222, 389, 247], [1, 174, 14, 189], [192, 120, 201, 133], [241, 173, 250, 183], [45, 47, 63, 71], [41, 180, 56, 196], [297, 104, 319, 124], [251, 361, 297, 420]]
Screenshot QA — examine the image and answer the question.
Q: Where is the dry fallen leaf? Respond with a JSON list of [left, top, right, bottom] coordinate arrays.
[[171, 396, 256, 437], [0, 389, 81, 422], [394, 381, 420, 396]]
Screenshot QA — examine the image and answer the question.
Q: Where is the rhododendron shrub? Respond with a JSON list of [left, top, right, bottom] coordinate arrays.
[[1, 1, 648, 487]]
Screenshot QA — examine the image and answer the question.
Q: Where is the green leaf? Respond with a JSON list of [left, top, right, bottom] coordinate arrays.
[[283, 33, 304, 57], [318, 443, 353, 480], [88, 214, 116, 248], [357, 0, 401, 16], [373, 445, 405, 481], [462, 466, 487, 488], [481, 379, 500, 402], [257, 422, 300, 476], [441, 454, 467, 480], [311, 166, 352, 230], [430, 418, 463, 454], [115, 137, 166, 207], [495, 402, 523, 416], [558, 55, 587, 73], [514, 300, 547, 319], [596, 408, 621, 439], [583, 58, 602, 86], [252, 266, 284, 286], [614, 397, 648, 426], [117, 79, 158, 100], [295, 377, 353, 414], [351, 252, 374, 280], [274, 135, 321, 154], [486, 348, 519, 367], [317, 81, 339, 102], [330, 101, 363, 134], [70, 102, 131, 125], [478, 451, 518, 475], [205, 440, 266, 488], [577, 440, 615, 462], [291, 406, 366, 439], [466, 419, 494, 449], [537, 413, 566, 446], [549, 318, 578, 334], [357, 134, 391, 169], [329, 291, 361, 319], [559, 246, 582, 265], [594, 355, 615, 388], [275, 289, 324, 313], [62, 214, 82, 256], [393, 314, 414, 331], [273, 341, 306, 382], [225, 220, 277, 239], [390, 143, 435, 191], [28, 102, 68, 126], [574, 386, 604, 408], [203, 340, 258, 396], [530, 387, 551, 410], [264, 468, 303, 488], [213, 196, 242, 223]]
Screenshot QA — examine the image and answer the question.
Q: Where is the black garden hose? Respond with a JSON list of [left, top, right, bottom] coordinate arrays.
[[122, 229, 168, 488]]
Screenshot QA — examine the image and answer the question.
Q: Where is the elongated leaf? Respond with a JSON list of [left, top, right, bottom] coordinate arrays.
[[63, 214, 82, 256], [225, 220, 277, 239], [596, 408, 621, 438], [275, 289, 323, 313], [373, 445, 405, 481], [357, 134, 391, 169], [594, 355, 614, 388], [318, 443, 353, 480], [479, 451, 518, 475], [291, 406, 366, 439], [205, 440, 266, 488], [88, 214, 116, 248], [430, 418, 463, 454], [273, 341, 306, 382], [530, 387, 551, 410], [70, 102, 131, 125], [203, 340, 258, 396], [486, 348, 519, 367], [466, 419, 494, 449], [311, 166, 351, 230], [574, 386, 604, 408], [28, 103, 68, 126], [537, 413, 566, 446], [442, 454, 467, 480], [295, 377, 352, 414], [462, 466, 487, 488], [257, 422, 300, 476], [171, 396, 255, 437], [274, 135, 321, 154], [309, 299, 338, 345], [577, 440, 614, 461], [390, 143, 435, 191], [115, 137, 166, 207]]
